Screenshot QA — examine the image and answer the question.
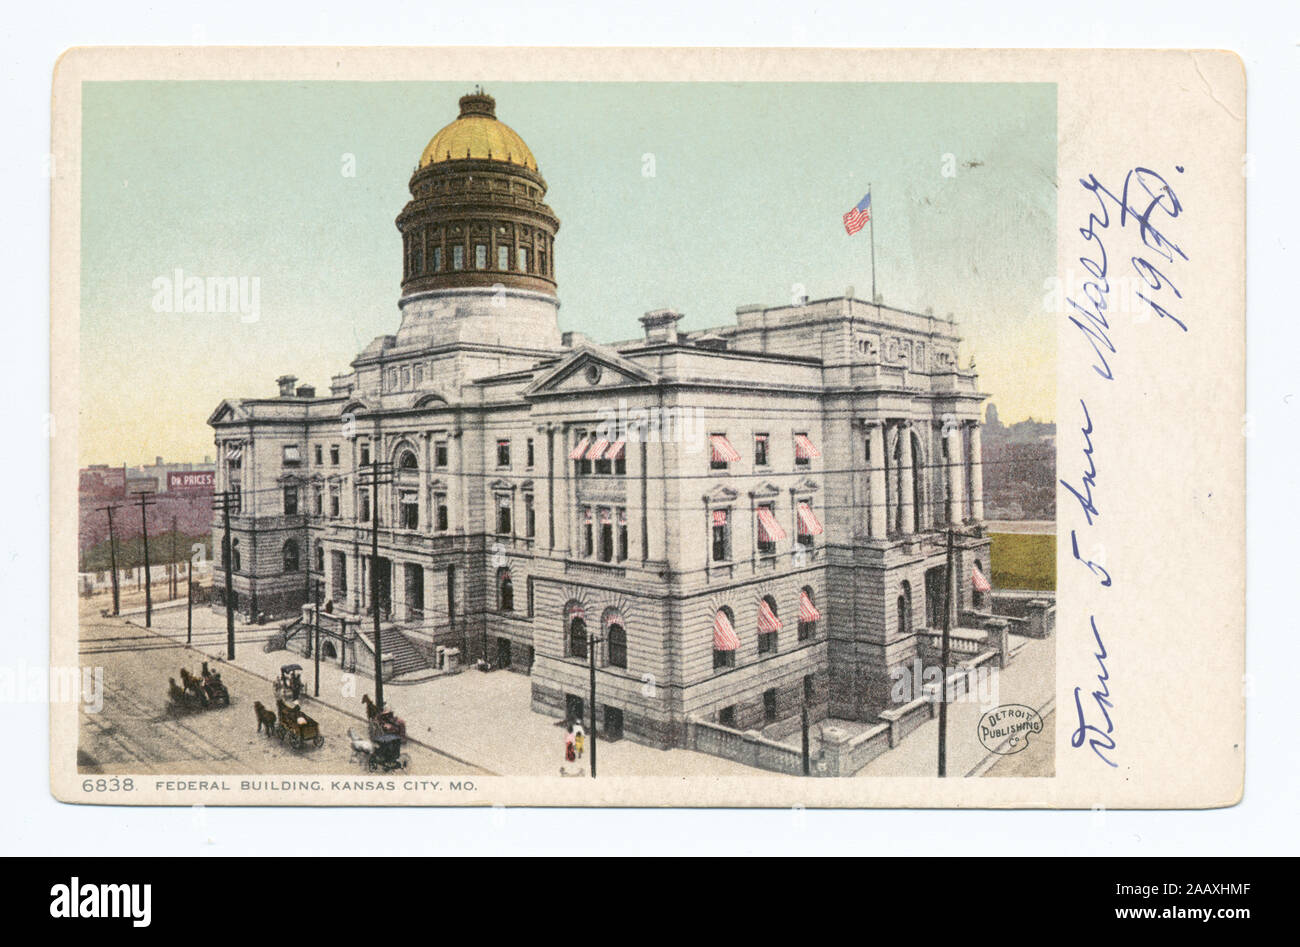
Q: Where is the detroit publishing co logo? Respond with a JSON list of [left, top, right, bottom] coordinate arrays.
[[976, 704, 1045, 755]]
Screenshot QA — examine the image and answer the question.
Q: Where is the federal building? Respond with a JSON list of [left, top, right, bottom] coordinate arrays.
[[209, 92, 993, 749]]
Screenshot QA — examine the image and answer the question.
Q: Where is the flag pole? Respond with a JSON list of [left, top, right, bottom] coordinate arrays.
[[868, 183, 877, 304]]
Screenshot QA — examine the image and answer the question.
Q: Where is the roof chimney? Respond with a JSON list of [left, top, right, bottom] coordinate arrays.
[[276, 375, 298, 397], [295, 384, 316, 399], [640, 309, 683, 345]]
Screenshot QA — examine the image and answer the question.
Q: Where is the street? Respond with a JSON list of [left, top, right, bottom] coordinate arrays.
[[77, 597, 484, 777]]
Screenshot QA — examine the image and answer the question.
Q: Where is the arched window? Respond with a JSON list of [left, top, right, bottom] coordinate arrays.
[[606, 623, 627, 669], [713, 606, 738, 670], [898, 580, 913, 635], [283, 539, 299, 573], [398, 449, 418, 470], [757, 594, 781, 654], [568, 614, 588, 660], [498, 568, 514, 612], [798, 586, 820, 641]]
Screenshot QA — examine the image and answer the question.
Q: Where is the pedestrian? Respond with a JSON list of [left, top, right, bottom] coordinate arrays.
[[574, 721, 586, 759], [564, 721, 576, 764]]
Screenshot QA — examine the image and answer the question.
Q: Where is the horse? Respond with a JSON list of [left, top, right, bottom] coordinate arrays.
[[180, 667, 198, 691], [361, 694, 378, 719], [254, 701, 277, 736], [168, 677, 187, 706]]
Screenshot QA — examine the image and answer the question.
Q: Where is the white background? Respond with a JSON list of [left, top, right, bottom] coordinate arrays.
[[1, 0, 1294, 856]]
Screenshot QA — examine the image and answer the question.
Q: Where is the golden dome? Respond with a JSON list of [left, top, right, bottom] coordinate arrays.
[[419, 92, 537, 171]]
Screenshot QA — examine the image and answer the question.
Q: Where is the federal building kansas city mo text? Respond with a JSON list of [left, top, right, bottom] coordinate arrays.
[[208, 92, 994, 749]]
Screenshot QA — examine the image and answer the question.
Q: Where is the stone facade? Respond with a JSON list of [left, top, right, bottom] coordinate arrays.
[[208, 92, 990, 749]]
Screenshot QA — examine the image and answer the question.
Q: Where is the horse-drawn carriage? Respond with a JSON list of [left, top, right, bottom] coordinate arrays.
[[275, 698, 325, 750], [168, 662, 230, 712], [362, 694, 407, 740], [273, 663, 306, 702]]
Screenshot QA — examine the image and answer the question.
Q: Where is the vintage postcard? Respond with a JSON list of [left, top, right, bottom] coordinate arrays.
[[48, 47, 1245, 807]]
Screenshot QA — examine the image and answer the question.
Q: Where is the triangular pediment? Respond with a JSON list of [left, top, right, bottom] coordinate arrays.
[[523, 344, 658, 397], [207, 400, 243, 426], [703, 483, 741, 505], [748, 481, 782, 499], [789, 477, 820, 495]]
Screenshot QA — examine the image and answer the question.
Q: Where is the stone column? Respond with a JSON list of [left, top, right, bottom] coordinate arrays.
[[867, 422, 887, 539], [418, 432, 430, 530], [898, 422, 915, 534], [968, 422, 984, 521], [946, 425, 963, 525]]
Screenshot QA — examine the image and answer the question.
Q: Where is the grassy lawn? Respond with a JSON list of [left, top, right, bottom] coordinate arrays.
[[989, 532, 1055, 591]]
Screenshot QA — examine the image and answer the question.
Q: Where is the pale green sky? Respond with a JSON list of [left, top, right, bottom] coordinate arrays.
[[81, 81, 1056, 466]]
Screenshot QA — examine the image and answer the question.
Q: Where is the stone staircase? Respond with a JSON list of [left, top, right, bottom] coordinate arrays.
[[360, 625, 430, 679]]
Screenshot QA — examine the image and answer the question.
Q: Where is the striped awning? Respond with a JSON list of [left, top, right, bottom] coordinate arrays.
[[583, 507, 594, 523], [713, 610, 740, 651], [600, 508, 613, 525], [799, 589, 821, 622], [756, 507, 786, 543], [567, 602, 586, 621], [797, 502, 824, 536], [617, 508, 628, 525], [225, 444, 242, 461], [794, 434, 821, 460], [569, 436, 591, 460], [585, 437, 610, 461], [711, 509, 729, 527], [757, 599, 783, 633], [972, 566, 992, 593], [709, 434, 741, 463], [606, 439, 626, 461]]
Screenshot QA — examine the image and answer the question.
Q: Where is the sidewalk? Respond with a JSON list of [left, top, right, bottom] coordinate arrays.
[[856, 636, 1056, 777], [127, 605, 776, 778]]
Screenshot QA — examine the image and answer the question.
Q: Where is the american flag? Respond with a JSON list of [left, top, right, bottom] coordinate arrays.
[[842, 192, 871, 235]]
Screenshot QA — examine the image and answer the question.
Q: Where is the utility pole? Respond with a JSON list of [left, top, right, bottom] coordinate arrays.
[[938, 526, 955, 777], [170, 514, 178, 600], [360, 455, 393, 712], [588, 633, 602, 778], [218, 490, 238, 660], [801, 702, 811, 776], [186, 562, 193, 645], [137, 493, 156, 627], [97, 505, 121, 616], [313, 578, 322, 698]]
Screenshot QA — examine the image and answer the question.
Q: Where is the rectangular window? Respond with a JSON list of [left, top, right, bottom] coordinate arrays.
[[757, 501, 777, 555], [617, 508, 628, 562], [538, 249, 547, 276], [763, 688, 778, 723], [758, 630, 777, 655], [360, 443, 371, 467], [754, 433, 769, 467], [794, 431, 814, 468], [524, 494, 535, 538], [496, 439, 511, 468], [526, 438, 535, 468], [709, 433, 738, 471], [433, 247, 443, 271], [434, 440, 448, 468], [359, 490, 370, 523], [453, 245, 464, 270], [475, 244, 488, 269], [314, 444, 323, 466], [498, 245, 510, 270], [400, 366, 410, 389], [582, 507, 594, 557], [414, 364, 424, 385], [330, 445, 340, 466], [329, 485, 340, 518], [804, 674, 815, 705], [313, 485, 323, 516], [283, 444, 301, 467], [435, 492, 449, 532], [599, 509, 614, 563], [283, 486, 298, 515], [517, 247, 529, 272], [400, 490, 419, 530], [496, 495, 512, 536], [711, 509, 730, 562]]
